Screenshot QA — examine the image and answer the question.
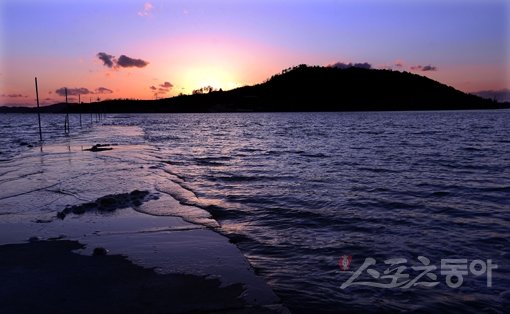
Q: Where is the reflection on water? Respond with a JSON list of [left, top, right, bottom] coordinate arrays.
[[1, 111, 509, 313], [135, 111, 510, 313]]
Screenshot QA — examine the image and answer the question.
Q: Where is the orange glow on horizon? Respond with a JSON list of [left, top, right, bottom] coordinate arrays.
[[1, 1, 508, 106], [140, 34, 298, 96], [1, 35, 507, 106], [1, 33, 300, 106]]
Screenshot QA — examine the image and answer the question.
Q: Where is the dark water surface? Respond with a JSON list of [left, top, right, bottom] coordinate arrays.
[[2, 111, 509, 313]]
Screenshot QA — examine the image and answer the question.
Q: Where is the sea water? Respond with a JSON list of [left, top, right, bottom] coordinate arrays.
[[1, 111, 509, 313]]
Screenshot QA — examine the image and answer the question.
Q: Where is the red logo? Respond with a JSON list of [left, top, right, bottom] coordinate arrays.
[[339, 255, 352, 271]]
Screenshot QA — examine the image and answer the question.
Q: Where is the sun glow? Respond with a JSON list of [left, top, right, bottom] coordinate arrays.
[[183, 66, 241, 94], [145, 34, 290, 97]]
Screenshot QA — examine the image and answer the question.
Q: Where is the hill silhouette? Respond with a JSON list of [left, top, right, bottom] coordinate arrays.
[[1, 65, 507, 113]]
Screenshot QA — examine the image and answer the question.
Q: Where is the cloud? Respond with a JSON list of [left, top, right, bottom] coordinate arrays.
[[472, 88, 510, 102], [329, 62, 372, 70], [150, 81, 173, 98], [97, 52, 115, 68], [1, 93, 26, 98], [95, 87, 113, 94], [55, 87, 91, 96], [160, 82, 173, 89], [116, 55, 149, 68], [55, 87, 113, 96], [158, 82, 173, 93], [422, 65, 437, 71], [410, 64, 437, 72], [394, 60, 405, 68], [97, 52, 149, 69], [138, 2, 154, 17]]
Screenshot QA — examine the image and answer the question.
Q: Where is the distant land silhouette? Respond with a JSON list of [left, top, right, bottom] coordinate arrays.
[[2, 65, 508, 113]]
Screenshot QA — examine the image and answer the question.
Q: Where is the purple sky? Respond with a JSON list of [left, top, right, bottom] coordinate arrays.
[[1, 0, 509, 105]]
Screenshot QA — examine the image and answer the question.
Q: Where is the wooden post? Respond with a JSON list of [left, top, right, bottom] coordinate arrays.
[[64, 88, 69, 134], [96, 97, 100, 122], [64, 88, 67, 133], [79, 94, 82, 127], [35, 77, 42, 141], [90, 97, 93, 124]]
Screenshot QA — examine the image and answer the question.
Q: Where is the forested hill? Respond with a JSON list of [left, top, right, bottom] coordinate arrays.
[[2, 65, 506, 113]]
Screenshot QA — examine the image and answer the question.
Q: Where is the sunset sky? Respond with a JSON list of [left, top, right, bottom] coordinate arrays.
[[1, 0, 508, 106]]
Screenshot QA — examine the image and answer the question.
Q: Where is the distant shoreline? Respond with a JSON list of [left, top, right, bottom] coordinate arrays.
[[2, 66, 509, 113], [1, 106, 509, 114]]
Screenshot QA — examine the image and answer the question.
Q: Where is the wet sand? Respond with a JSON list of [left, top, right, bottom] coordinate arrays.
[[0, 240, 256, 314], [0, 125, 287, 313]]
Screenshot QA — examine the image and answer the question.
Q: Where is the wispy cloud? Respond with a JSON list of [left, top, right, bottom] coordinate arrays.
[[160, 82, 173, 89], [97, 52, 149, 69], [55, 86, 114, 97], [473, 88, 510, 102], [150, 81, 173, 98], [117, 55, 149, 68], [410, 64, 437, 72], [1, 93, 26, 98], [55, 87, 91, 96], [328, 62, 372, 70], [394, 60, 405, 68], [95, 87, 113, 94], [97, 52, 115, 68], [138, 2, 154, 17]]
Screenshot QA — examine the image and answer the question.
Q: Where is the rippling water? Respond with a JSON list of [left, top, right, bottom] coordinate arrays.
[[0, 113, 99, 160], [2, 111, 509, 313]]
